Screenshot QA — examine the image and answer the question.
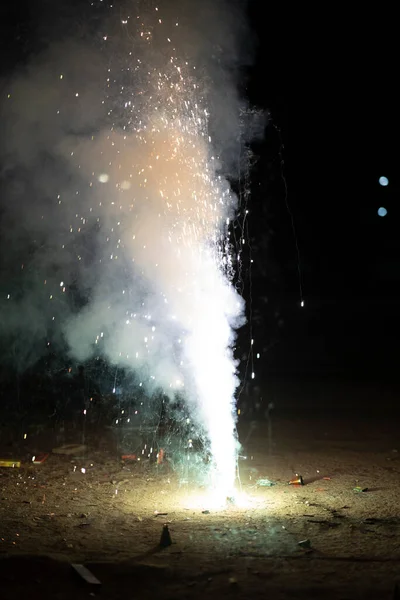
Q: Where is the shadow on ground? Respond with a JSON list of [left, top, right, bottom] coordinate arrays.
[[0, 554, 397, 599]]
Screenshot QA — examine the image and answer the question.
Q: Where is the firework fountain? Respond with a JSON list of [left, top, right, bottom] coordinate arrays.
[[0, 0, 258, 504], [86, 4, 247, 502]]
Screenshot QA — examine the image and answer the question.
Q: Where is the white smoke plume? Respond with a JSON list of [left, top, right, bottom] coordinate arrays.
[[0, 0, 262, 497]]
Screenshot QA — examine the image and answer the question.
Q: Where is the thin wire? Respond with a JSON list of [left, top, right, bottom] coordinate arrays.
[[272, 120, 304, 305], [235, 142, 254, 402], [234, 131, 254, 487], [236, 217, 254, 401]]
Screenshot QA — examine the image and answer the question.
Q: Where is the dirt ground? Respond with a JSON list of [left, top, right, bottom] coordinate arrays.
[[1, 413, 400, 599]]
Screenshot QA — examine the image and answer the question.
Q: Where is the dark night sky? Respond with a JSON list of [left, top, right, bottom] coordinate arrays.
[[246, 8, 400, 379], [0, 3, 398, 381]]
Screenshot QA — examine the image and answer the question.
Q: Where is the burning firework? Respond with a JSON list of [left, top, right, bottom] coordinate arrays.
[[0, 0, 258, 502]]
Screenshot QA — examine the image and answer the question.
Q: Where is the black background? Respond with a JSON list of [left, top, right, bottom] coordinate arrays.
[[0, 2, 398, 384], [245, 6, 399, 381]]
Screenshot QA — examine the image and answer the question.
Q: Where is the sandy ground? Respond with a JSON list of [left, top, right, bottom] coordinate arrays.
[[1, 414, 400, 599]]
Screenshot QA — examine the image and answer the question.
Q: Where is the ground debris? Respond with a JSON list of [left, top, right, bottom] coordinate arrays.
[[256, 478, 276, 487], [71, 563, 101, 585]]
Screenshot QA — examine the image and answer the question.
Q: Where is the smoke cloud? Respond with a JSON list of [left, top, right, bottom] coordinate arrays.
[[0, 0, 261, 494]]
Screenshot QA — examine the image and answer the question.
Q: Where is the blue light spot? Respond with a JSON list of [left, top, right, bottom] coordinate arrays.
[[378, 207, 387, 217], [379, 176, 389, 186]]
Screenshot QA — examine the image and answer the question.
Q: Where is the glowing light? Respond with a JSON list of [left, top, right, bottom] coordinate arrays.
[[379, 176, 389, 186], [98, 173, 109, 183], [378, 206, 387, 217]]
